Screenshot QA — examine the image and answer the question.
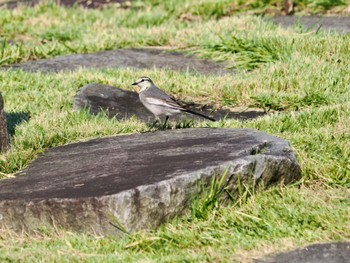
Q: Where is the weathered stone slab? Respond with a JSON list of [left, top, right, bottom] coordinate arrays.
[[73, 83, 266, 122], [3, 48, 228, 75], [271, 16, 350, 33], [0, 92, 10, 152], [0, 128, 301, 235], [257, 242, 350, 263]]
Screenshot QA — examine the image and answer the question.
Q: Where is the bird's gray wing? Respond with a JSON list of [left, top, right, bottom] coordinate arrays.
[[146, 86, 176, 100], [143, 97, 185, 110]]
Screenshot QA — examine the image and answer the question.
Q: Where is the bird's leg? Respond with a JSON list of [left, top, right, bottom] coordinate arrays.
[[149, 119, 159, 131], [163, 116, 169, 129]]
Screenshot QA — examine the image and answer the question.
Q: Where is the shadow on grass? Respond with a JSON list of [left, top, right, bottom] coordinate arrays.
[[184, 103, 266, 121], [5, 112, 30, 136]]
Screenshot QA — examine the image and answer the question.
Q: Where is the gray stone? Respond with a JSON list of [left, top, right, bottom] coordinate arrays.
[[74, 83, 152, 122], [271, 16, 350, 33], [257, 242, 350, 263], [0, 92, 10, 152], [3, 48, 228, 75], [59, 0, 126, 9], [0, 128, 301, 235], [0, 0, 40, 9], [73, 83, 266, 122]]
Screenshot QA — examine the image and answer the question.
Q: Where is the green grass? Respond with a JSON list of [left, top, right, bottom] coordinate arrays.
[[0, 187, 349, 262], [0, 1, 350, 261], [0, 0, 350, 66]]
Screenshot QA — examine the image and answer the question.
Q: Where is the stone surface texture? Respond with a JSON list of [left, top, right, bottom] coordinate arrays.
[[272, 16, 350, 33], [74, 84, 152, 122], [0, 128, 301, 235], [257, 242, 350, 263], [73, 83, 266, 122], [3, 48, 228, 75], [0, 92, 10, 152]]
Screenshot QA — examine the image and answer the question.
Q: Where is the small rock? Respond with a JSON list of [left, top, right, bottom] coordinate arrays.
[[0, 92, 9, 152], [257, 242, 350, 263], [271, 16, 350, 34], [73, 83, 151, 121], [0, 128, 301, 235], [59, 0, 126, 9]]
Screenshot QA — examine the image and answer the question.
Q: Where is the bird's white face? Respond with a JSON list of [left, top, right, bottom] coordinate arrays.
[[132, 77, 153, 92]]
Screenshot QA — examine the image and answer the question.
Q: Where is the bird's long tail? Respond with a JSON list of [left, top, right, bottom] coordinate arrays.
[[182, 108, 216, 121]]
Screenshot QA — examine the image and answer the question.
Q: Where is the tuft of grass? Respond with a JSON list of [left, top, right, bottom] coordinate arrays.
[[251, 91, 330, 111], [294, 0, 348, 14], [200, 34, 291, 70], [38, 27, 82, 42], [191, 166, 233, 220], [177, 0, 233, 20]]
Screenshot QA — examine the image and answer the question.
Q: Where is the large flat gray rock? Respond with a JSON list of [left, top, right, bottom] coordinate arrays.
[[73, 84, 265, 122], [0, 128, 301, 235], [257, 242, 350, 263], [0, 92, 10, 152], [3, 48, 228, 75]]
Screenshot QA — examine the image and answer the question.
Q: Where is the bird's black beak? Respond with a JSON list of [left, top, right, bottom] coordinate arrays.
[[132, 82, 138, 85]]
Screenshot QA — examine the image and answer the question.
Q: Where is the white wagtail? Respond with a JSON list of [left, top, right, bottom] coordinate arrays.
[[132, 76, 216, 128]]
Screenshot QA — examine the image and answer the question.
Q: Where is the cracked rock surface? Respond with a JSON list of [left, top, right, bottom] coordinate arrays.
[[0, 128, 301, 235]]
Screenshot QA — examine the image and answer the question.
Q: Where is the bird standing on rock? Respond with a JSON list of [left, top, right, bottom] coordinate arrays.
[[132, 76, 216, 129]]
